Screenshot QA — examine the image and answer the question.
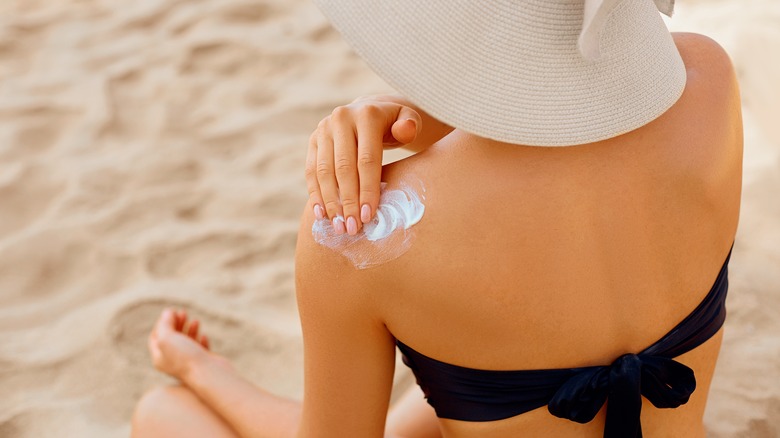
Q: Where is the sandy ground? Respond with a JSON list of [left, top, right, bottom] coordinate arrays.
[[0, 0, 777, 436]]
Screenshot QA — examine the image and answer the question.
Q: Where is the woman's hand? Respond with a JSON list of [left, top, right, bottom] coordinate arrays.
[[306, 95, 423, 236], [148, 308, 229, 381]]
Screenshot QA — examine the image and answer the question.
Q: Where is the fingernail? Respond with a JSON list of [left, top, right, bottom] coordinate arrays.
[[333, 216, 346, 235], [346, 216, 358, 235], [360, 204, 371, 223], [314, 204, 324, 220]]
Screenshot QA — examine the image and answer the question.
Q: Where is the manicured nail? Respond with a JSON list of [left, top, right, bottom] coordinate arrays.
[[333, 216, 346, 235], [360, 204, 371, 223], [314, 204, 324, 220], [346, 216, 358, 235]]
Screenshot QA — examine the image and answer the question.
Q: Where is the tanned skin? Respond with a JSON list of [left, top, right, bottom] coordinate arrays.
[[132, 33, 742, 438]]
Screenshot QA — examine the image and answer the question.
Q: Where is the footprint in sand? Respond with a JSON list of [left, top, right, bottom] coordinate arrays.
[[109, 299, 285, 367]]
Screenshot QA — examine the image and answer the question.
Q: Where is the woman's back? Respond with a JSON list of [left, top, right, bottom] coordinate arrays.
[[129, 5, 745, 438], [359, 33, 741, 437]]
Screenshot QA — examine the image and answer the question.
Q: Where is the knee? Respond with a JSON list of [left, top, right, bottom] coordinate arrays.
[[132, 385, 194, 436]]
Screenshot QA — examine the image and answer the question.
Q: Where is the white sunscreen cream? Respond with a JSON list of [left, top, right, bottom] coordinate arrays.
[[312, 181, 425, 269]]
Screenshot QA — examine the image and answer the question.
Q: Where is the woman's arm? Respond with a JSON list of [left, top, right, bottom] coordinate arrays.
[[295, 207, 397, 437]]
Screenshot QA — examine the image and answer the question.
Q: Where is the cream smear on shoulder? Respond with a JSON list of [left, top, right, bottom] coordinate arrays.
[[312, 181, 425, 269]]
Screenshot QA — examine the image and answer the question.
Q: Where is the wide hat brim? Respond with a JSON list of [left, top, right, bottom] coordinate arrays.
[[313, 0, 687, 147]]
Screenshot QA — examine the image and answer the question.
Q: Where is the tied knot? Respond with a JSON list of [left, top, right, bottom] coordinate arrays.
[[547, 353, 696, 438]]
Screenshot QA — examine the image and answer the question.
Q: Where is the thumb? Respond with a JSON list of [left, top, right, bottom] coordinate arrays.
[[388, 107, 421, 145]]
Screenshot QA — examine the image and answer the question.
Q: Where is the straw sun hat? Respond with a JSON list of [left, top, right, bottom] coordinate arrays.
[[313, 0, 686, 146]]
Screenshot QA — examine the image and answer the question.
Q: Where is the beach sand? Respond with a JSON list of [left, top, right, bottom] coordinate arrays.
[[0, 0, 777, 436]]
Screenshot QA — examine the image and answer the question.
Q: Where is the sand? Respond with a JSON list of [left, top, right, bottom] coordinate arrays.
[[0, 0, 777, 436]]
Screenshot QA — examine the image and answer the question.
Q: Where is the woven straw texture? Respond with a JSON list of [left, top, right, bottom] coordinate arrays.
[[313, 0, 687, 146]]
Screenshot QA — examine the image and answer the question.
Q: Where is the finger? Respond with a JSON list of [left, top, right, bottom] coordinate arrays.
[[332, 107, 361, 235], [390, 107, 421, 145], [200, 335, 210, 350], [305, 132, 325, 220], [187, 319, 200, 339], [316, 118, 345, 233], [355, 114, 385, 224], [389, 119, 418, 145]]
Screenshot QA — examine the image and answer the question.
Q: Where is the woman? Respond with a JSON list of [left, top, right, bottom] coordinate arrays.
[[132, 0, 742, 437]]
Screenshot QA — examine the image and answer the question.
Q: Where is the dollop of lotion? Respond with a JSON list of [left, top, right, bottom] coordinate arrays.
[[312, 182, 425, 269]]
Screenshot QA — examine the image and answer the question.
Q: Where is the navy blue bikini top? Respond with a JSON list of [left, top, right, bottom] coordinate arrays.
[[397, 248, 732, 438]]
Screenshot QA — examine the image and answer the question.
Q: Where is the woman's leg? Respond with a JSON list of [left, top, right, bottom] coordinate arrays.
[[133, 383, 439, 438], [385, 385, 442, 438], [132, 385, 238, 438]]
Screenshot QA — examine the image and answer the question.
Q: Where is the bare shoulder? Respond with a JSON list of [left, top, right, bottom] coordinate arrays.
[[659, 33, 743, 172], [294, 203, 386, 313], [671, 32, 741, 113], [672, 32, 735, 73], [295, 205, 359, 304], [296, 203, 360, 284], [659, 33, 743, 237]]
